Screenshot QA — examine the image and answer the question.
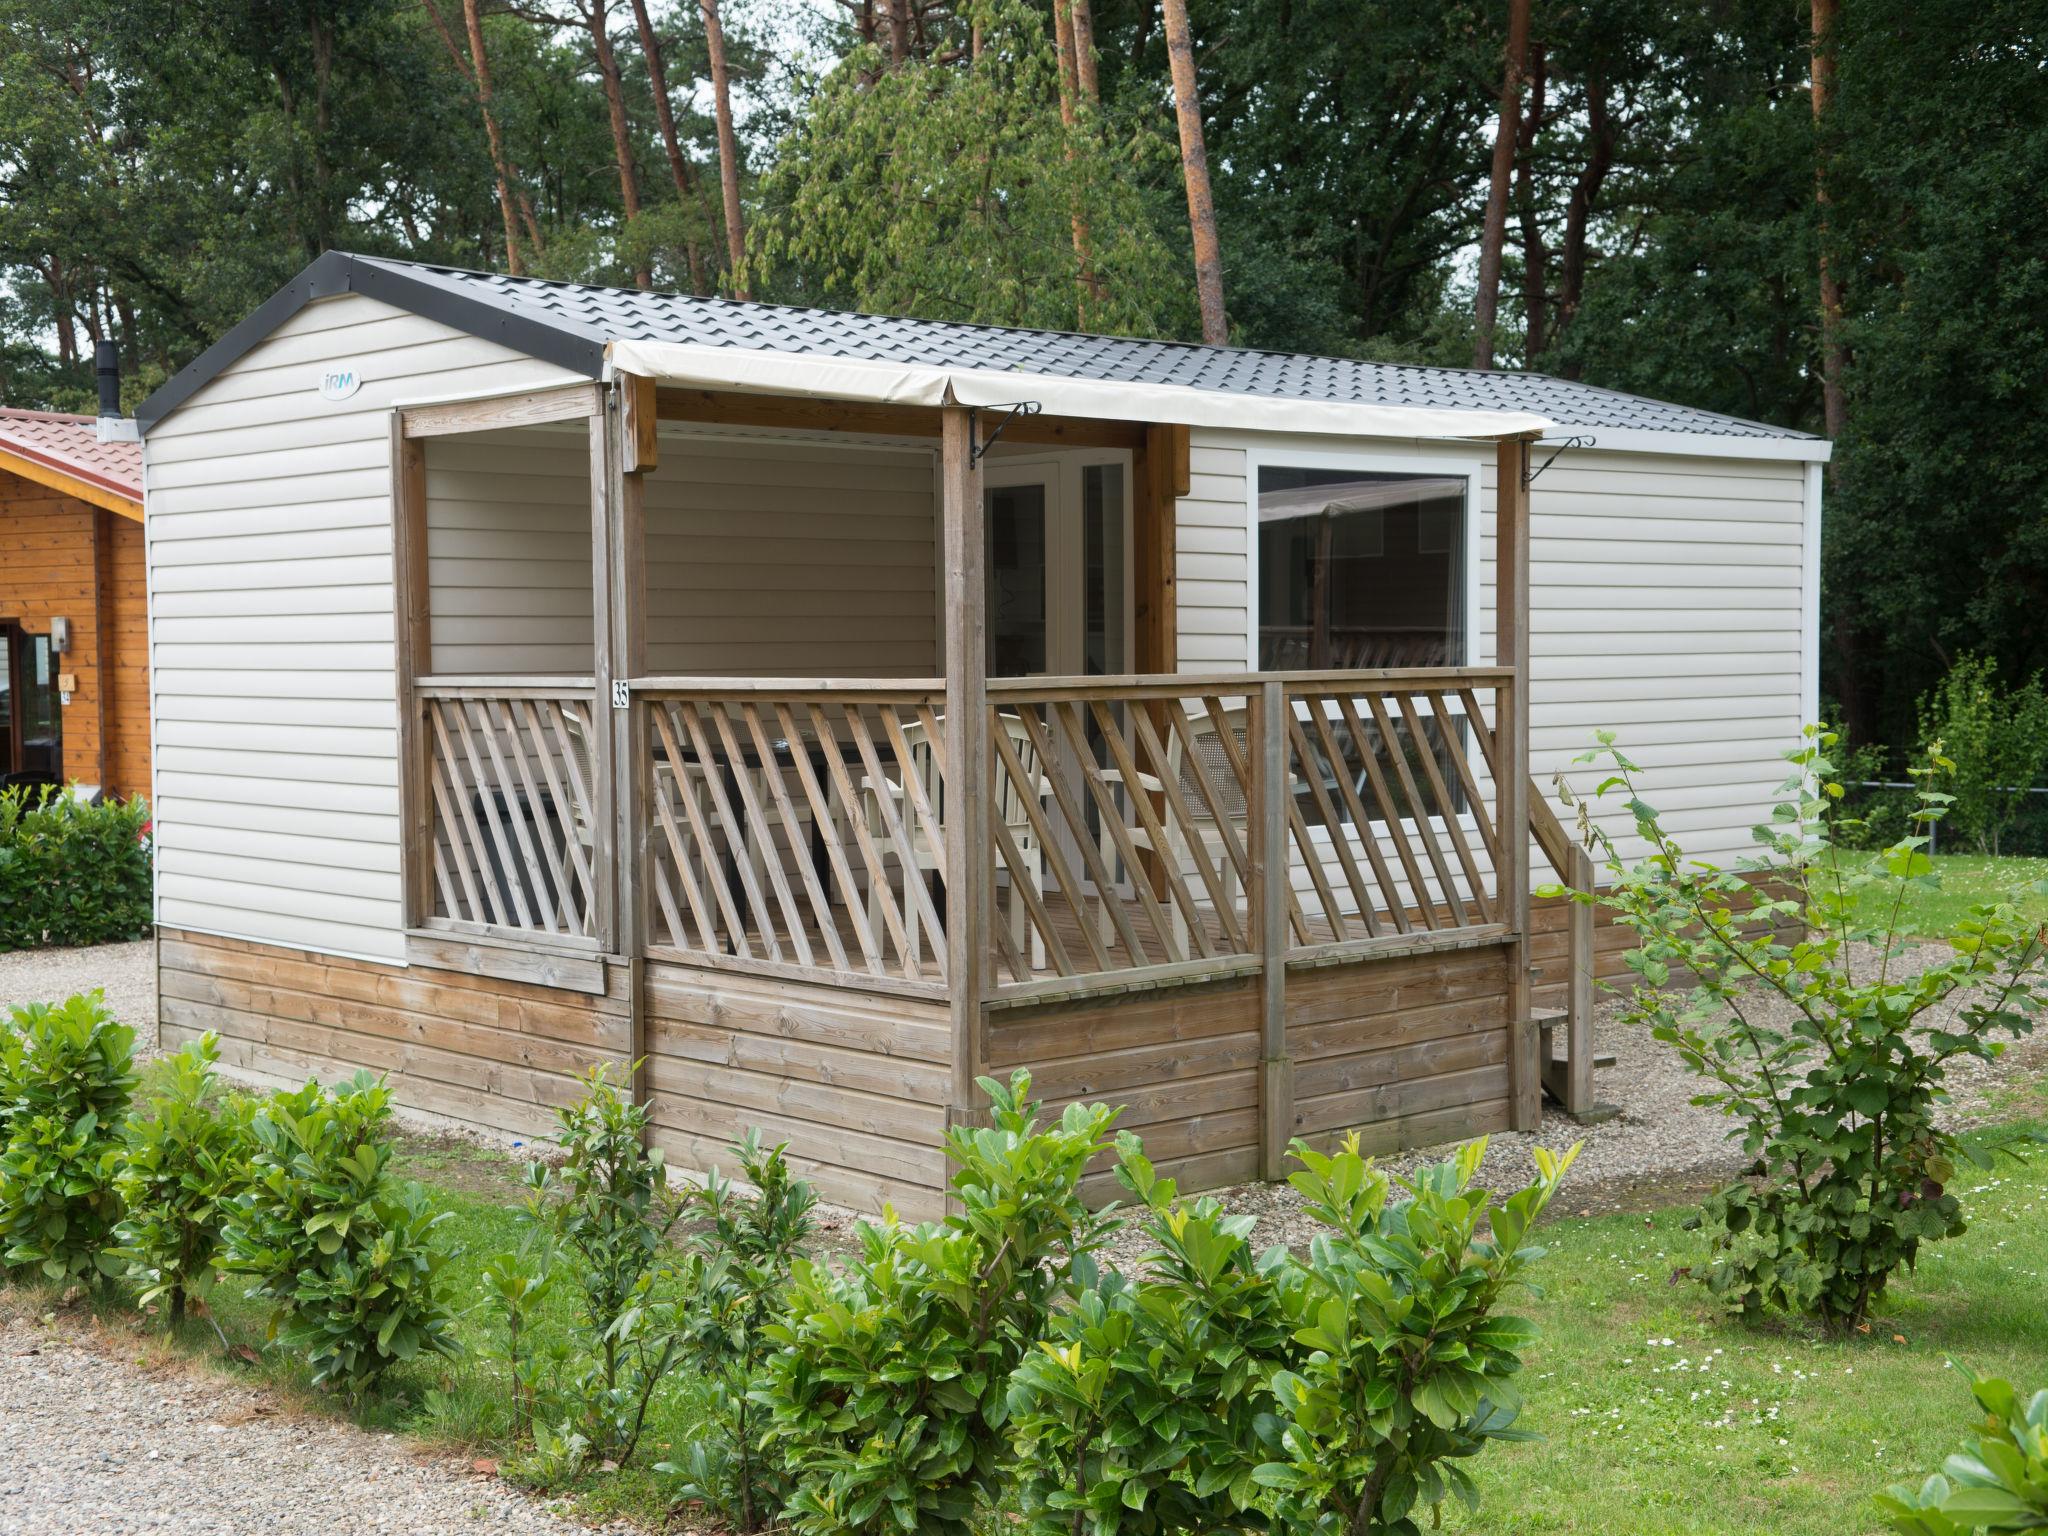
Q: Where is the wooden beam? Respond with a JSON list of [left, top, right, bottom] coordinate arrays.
[[390, 415, 435, 929], [1496, 435, 1539, 1130], [939, 406, 990, 1129], [400, 383, 601, 439], [0, 447, 140, 521], [654, 386, 1147, 450], [1254, 679, 1292, 1180], [598, 388, 648, 1107], [621, 372, 658, 472], [1132, 424, 1182, 675]]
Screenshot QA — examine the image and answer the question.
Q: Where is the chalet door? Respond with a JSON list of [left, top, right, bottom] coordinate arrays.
[[0, 621, 61, 785], [985, 461, 1131, 903]]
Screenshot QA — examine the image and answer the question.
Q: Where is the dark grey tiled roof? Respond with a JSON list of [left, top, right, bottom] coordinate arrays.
[[370, 256, 1812, 441], [135, 250, 1816, 441]]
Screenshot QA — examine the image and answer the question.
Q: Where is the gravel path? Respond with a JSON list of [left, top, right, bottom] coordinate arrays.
[[0, 939, 156, 1052], [0, 1313, 620, 1536]]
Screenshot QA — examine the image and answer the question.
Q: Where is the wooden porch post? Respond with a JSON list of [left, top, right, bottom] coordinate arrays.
[[1254, 678, 1292, 1180], [940, 406, 989, 1128], [1497, 434, 1540, 1129], [594, 385, 648, 1098], [390, 416, 434, 929]]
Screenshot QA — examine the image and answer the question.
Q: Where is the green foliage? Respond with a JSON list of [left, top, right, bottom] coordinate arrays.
[[1007, 1137, 1290, 1535], [109, 1032, 251, 1325], [1877, 1374, 2048, 1534], [1254, 1136, 1577, 1536], [759, 1070, 1120, 1536], [218, 1071, 459, 1391], [658, 1132, 818, 1532], [0, 788, 152, 952], [0, 992, 137, 1282], [528, 1068, 682, 1467], [751, 0, 1190, 336], [1565, 726, 2048, 1330], [477, 1223, 558, 1445], [1918, 656, 2048, 855]]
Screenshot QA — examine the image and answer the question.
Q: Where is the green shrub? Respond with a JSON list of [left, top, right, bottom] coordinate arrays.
[[529, 1068, 683, 1468], [109, 1033, 251, 1326], [659, 1132, 818, 1533], [1565, 727, 2048, 1330], [218, 1071, 459, 1391], [760, 1070, 1120, 1536], [1877, 1374, 2048, 1533], [478, 1226, 559, 1445], [0, 787, 152, 951], [1255, 1136, 1577, 1534], [1918, 654, 2048, 854], [0, 992, 137, 1281], [1007, 1137, 1291, 1535]]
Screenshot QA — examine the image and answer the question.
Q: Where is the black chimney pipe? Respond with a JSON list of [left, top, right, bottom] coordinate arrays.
[[95, 339, 120, 418]]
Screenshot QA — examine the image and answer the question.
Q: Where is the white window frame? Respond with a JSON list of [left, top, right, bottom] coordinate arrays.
[[1242, 443, 1482, 675], [1241, 444, 1489, 916]]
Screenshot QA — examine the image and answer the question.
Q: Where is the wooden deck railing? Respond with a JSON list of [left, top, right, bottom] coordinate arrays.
[[636, 680, 953, 989], [415, 678, 603, 944]]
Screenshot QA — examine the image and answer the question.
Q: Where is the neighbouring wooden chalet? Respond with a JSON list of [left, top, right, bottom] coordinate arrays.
[[0, 404, 148, 798], [133, 253, 1829, 1214]]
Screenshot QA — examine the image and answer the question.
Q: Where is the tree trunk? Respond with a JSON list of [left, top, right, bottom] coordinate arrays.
[[1053, 0, 1099, 324], [1472, 0, 1532, 370], [1513, 43, 1548, 365], [1071, 0, 1099, 105], [627, 0, 709, 292], [1811, 0, 1847, 444], [884, 0, 910, 66], [585, 0, 651, 287], [1160, 0, 1227, 344], [447, 0, 528, 273], [1554, 79, 1617, 374], [701, 0, 748, 297]]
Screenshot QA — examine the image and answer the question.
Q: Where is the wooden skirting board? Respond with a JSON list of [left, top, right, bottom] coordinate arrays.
[[160, 925, 1521, 1212]]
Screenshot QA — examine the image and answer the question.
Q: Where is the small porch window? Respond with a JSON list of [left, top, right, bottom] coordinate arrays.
[[1256, 469, 1467, 671]]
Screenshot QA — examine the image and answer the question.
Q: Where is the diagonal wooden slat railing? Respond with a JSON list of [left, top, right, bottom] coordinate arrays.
[[635, 680, 952, 993], [416, 679, 603, 944], [1529, 785, 1598, 1117], [983, 668, 1512, 998]]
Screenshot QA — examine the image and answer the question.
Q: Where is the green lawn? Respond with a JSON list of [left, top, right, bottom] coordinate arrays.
[[1445, 1118, 2048, 1536], [1848, 853, 2048, 937]]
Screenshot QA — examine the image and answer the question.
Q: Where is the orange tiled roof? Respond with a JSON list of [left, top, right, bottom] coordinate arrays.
[[0, 408, 142, 510]]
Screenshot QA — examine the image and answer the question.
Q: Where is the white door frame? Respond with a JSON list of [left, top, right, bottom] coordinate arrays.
[[984, 450, 1134, 677]]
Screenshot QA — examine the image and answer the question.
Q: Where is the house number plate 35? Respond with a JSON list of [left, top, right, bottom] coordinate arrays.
[[612, 681, 630, 709]]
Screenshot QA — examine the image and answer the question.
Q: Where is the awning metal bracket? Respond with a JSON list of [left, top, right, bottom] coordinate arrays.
[[1526, 434, 1595, 487], [969, 401, 1042, 464]]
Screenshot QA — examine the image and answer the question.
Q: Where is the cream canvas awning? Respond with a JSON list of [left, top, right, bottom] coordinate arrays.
[[605, 339, 1554, 443]]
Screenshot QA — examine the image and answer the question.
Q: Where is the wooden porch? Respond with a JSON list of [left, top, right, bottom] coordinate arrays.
[[376, 377, 1596, 1212]]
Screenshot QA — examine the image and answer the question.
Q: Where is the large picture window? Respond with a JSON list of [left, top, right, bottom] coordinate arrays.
[[1256, 468, 1466, 671]]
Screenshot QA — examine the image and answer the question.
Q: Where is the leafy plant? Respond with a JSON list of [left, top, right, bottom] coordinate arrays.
[[1918, 655, 2048, 854], [1007, 1135, 1290, 1535], [659, 1131, 818, 1532], [218, 1071, 460, 1391], [0, 992, 137, 1281], [759, 1070, 1121, 1536], [1254, 1136, 1578, 1536], [0, 787, 152, 951], [1561, 726, 2048, 1330], [478, 1224, 559, 1445], [528, 1067, 683, 1468], [109, 1032, 251, 1325], [1877, 1373, 2048, 1533]]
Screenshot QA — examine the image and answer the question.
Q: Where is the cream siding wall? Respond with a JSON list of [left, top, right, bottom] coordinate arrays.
[[143, 292, 585, 962], [643, 430, 938, 676], [425, 425, 595, 676], [1185, 430, 1812, 874]]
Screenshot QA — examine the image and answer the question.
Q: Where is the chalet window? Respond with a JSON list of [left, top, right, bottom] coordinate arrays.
[[1256, 469, 1466, 671]]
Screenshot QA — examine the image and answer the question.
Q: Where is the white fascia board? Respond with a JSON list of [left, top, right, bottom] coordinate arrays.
[[1538, 426, 1832, 463], [604, 338, 1556, 443]]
